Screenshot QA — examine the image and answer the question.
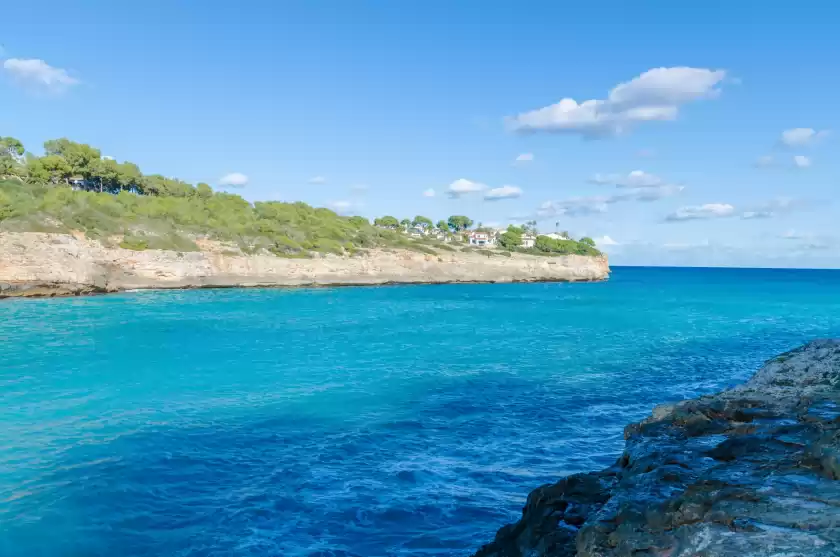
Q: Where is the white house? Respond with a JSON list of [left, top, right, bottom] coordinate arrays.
[[543, 232, 569, 240], [521, 233, 536, 248], [407, 227, 425, 238], [469, 231, 495, 247]]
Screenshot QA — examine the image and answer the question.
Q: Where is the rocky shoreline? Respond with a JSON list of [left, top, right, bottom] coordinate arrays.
[[473, 340, 840, 556], [0, 232, 609, 299]]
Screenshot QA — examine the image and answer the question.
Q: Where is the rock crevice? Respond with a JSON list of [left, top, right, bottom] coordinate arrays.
[[474, 340, 840, 556]]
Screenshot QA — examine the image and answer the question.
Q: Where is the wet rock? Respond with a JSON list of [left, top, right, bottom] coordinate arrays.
[[473, 340, 840, 556]]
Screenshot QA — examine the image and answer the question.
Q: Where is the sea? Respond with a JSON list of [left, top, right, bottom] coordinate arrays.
[[2, 266, 840, 557]]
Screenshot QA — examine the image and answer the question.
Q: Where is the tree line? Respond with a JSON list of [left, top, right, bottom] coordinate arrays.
[[373, 215, 475, 232], [1, 135, 213, 198]]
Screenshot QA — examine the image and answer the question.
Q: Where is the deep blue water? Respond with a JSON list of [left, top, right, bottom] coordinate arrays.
[[3, 266, 840, 556]]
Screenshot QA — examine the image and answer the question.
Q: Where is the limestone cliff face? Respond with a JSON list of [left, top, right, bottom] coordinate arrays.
[[0, 232, 609, 298], [474, 340, 840, 557]]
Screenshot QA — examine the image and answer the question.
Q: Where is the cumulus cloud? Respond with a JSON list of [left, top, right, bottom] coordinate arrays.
[[780, 128, 830, 147], [515, 153, 534, 163], [446, 178, 487, 198], [218, 172, 249, 187], [3, 58, 80, 91], [484, 185, 522, 201], [507, 67, 726, 138], [793, 155, 812, 168], [308, 176, 327, 184], [422, 188, 436, 197], [665, 203, 735, 222]]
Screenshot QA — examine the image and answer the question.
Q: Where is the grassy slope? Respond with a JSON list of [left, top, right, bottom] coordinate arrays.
[[0, 180, 600, 258]]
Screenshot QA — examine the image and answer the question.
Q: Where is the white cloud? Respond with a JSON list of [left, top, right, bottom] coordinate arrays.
[[793, 155, 812, 168], [531, 183, 682, 220], [3, 58, 80, 91], [589, 169, 665, 188], [780, 128, 829, 147], [308, 176, 327, 185], [665, 203, 735, 222], [741, 210, 772, 220], [754, 155, 775, 167], [536, 198, 609, 218], [422, 188, 436, 197], [507, 67, 726, 137], [484, 185, 522, 201], [218, 172, 249, 187], [594, 235, 619, 246], [446, 178, 487, 198], [515, 153, 534, 163]]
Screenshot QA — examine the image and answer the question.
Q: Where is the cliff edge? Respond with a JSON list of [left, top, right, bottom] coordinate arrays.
[[0, 232, 609, 298], [474, 340, 840, 557]]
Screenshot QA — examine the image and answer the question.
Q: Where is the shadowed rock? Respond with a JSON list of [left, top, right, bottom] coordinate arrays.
[[474, 340, 840, 556]]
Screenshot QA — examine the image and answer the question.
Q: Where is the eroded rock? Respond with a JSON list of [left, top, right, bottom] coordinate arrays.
[[0, 232, 610, 298], [474, 340, 840, 557]]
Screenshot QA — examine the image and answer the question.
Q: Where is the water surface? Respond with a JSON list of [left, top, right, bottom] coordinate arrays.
[[3, 266, 840, 556]]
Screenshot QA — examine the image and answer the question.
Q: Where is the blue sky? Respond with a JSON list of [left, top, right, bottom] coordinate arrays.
[[2, 1, 838, 267]]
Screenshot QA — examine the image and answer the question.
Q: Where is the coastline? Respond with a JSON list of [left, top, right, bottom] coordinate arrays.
[[473, 340, 840, 556], [0, 232, 610, 299]]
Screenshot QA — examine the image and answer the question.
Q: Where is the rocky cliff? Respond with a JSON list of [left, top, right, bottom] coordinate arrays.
[[0, 232, 609, 298], [474, 340, 840, 556]]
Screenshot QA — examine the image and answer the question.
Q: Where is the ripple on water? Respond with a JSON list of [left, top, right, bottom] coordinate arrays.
[[3, 268, 840, 556]]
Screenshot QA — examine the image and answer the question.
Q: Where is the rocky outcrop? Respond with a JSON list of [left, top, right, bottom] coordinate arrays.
[[474, 340, 840, 557], [0, 232, 609, 298]]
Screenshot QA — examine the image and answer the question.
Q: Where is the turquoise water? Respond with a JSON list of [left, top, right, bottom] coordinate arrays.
[[3, 266, 840, 556]]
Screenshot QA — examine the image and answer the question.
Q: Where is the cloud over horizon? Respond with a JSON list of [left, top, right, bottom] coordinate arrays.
[[218, 172, 249, 187]]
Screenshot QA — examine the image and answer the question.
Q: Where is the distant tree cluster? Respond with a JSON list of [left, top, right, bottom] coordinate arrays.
[[373, 213, 474, 233]]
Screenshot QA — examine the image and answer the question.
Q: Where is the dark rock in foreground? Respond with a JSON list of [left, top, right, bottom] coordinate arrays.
[[474, 340, 840, 556]]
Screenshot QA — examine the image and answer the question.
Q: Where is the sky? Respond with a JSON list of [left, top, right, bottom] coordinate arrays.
[[1, 0, 838, 267]]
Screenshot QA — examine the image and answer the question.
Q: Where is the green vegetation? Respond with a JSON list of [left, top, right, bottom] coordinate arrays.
[[533, 235, 601, 256], [0, 134, 601, 258], [498, 225, 525, 249], [447, 215, 473, 231]]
